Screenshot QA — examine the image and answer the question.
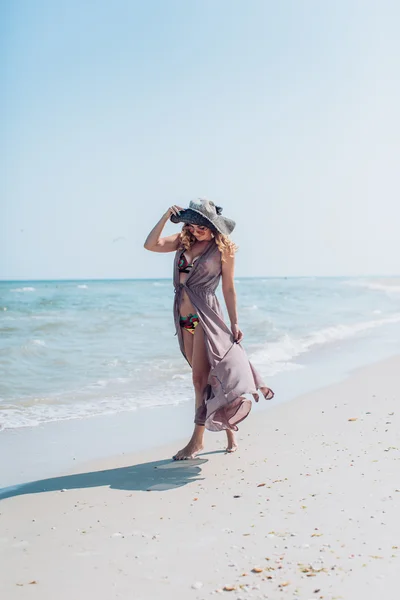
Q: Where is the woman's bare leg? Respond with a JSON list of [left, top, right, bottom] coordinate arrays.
[[182, 327, 194, 367], [172, 326, 241, 458], [173, 325, 209, 460], [225, 429, 238, 453]]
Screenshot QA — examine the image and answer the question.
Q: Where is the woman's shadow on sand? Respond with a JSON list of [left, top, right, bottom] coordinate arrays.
[[0, 456, 215, 501]]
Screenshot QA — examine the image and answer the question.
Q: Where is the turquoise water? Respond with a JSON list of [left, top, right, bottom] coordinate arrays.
[[1, 277, 400, 430]]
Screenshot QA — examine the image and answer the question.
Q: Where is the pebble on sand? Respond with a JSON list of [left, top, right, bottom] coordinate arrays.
[[191, 581, 203, 589]]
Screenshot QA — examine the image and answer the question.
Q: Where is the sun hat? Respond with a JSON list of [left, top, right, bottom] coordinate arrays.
[[170, 198, 236, 236]]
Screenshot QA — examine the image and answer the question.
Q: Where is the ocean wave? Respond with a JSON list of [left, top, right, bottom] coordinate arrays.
[[77, 284, 88, 289], [32, 321, 64, 333], [0, 354, 193, 429], [0, 401, 138, 430], [0, 385, 190, 430], [251, 313, 400, 376], [10, 287, 35, 293], [19, 339, 48, 357], [363, 283, 400, 295], [344, 279, 400, 296], [0, 326, 18, 333]]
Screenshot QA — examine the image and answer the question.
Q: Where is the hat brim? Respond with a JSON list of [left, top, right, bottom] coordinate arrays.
[[170, 208, 235, 235], [170, 209, 217, 232]]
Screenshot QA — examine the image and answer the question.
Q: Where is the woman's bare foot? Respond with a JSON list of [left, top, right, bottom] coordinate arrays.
[[173, 424, 205, 461], [226, 429, 238, 453], [173, 440, 204, 461]]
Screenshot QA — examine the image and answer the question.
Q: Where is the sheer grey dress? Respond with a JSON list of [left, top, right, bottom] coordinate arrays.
[[173, 240, 272, 432]]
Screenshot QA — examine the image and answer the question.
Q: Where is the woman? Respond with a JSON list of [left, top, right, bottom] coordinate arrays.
[[144, 199, 274, 460]]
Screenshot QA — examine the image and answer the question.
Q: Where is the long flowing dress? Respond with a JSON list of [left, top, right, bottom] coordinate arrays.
[[173, 240, 270, 432]]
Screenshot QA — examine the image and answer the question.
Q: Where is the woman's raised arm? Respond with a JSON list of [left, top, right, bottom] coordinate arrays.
[[144, 206, 183, 253]]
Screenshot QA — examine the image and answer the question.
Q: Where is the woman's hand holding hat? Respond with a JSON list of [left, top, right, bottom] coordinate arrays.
[[166, 205, 183, 218]]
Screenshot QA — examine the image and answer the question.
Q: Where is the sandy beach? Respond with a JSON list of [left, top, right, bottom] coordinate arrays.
[[1, 355, 399, 600]]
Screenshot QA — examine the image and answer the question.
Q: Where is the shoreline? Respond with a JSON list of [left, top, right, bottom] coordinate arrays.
[[1, 355, 400, 599], [1, 329, 400, 489]]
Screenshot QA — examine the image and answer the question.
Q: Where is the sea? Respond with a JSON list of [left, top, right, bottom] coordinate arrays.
[[1, 277, 400, 432]]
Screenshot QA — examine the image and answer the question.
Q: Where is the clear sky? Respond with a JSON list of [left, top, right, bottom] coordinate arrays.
[[2, 0, 399, 280]]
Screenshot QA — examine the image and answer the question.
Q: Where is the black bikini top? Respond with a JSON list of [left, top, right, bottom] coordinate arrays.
[[178, 246, 208, 273], [178, 252, 194, 274]]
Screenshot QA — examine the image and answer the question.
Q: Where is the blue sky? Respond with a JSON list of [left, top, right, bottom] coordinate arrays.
[[2, 0, 399, 279]]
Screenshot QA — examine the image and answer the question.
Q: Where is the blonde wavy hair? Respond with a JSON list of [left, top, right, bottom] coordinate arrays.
[[179, 225, 238, 260]]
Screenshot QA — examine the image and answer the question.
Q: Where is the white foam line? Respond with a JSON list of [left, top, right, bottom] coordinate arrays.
[[251, 313, 400, 375]]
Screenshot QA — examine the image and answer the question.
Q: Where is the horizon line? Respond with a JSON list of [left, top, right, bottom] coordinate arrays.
[[1, 274, 399, 283]]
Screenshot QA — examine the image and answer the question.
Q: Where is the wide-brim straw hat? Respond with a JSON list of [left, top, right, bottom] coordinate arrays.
[[170, 198, 235, 236]]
